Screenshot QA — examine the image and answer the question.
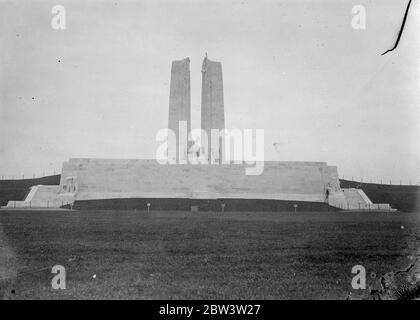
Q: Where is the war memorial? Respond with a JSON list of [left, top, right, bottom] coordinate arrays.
[[4, 56, 393, 212]]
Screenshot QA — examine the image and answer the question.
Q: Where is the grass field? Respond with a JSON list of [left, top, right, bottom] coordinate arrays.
[[1, 210, 419, 299]]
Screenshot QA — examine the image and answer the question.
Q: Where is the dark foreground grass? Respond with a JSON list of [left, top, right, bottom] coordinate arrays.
[[0, 210, 419, 299]]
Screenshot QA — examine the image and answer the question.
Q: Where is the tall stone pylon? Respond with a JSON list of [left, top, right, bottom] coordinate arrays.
[[168, 57, 191, 163], [201, 54, 225, 163]]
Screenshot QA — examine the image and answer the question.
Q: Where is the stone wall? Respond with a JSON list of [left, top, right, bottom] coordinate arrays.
[[60, 158, 341, 203]]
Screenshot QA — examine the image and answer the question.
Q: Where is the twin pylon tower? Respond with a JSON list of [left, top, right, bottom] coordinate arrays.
[[168, 55, 225, 163]]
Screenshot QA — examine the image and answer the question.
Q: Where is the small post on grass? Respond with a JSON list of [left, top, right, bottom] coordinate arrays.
[[147, 202, 151, 213]]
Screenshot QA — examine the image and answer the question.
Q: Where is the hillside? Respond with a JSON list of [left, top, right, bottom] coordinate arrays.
[[340, 179, 420, 213], [0, 175, 61, 206]]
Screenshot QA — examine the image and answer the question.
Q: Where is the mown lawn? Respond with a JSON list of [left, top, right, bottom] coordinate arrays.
[[0, 210, 419, 299]]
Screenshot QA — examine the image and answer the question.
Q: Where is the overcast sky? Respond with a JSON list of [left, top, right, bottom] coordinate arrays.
[[0, 0, 419, 183]]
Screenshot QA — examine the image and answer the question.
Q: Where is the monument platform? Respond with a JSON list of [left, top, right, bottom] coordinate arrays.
[[3, 158, 395, 212]]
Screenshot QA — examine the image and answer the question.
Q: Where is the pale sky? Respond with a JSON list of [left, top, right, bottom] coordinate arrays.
[[0, 0, 419, 183]]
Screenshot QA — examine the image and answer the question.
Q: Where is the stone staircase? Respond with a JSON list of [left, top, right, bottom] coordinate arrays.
[[3, 185, 74, 208], [328, 188, 396, 211]]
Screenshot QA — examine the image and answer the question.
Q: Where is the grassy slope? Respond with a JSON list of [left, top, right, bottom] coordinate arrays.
[[340, 179, 420, 212], [1, 210, 419, 299], [0, 175, 61, 206]]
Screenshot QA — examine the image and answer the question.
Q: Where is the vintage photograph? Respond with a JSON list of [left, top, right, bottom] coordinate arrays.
[[0, 0, 419, 304]]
